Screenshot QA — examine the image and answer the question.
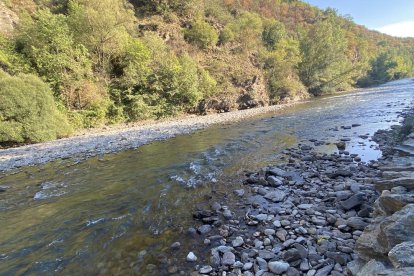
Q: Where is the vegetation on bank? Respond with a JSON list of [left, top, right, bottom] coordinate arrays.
[[0, 0, 413, 145]]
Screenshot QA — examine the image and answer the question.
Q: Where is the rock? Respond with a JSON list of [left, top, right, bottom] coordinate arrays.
[[294, 243, 309, 259], [258, 250, 276, 260], [264, 229, 276, 236], [255, 214, 268, 221], [286, 267, 301, 276], [273, 220, 282, 228], [315, 264, 334, 276], [264, 190, 286, 202], [282, 248, 302, 262], [0, 186, 9, 192], [198, 224, 212, 235], [268, 168, 288, 177], [234, 189, 245, 197], [328, 169, 353, 178], [298, 204, 313, 210], [357, 259, 385, 276], [170, 241, 181, 250], [268, 261, 290, 274], [211, 202, 221, 211], [388, 241, 414, 268], [276, 229, 288, 241], [375, 191, 414, 215], [256, 257, 268, 270], [223, 209, 233, 219], [336, 142, 346, 150], [326, 252, 350, 265], [340, 193, 365, 210], [232, 236, 244, 247], [243, 262, 253, 270], [222, 251, 236, 266], [356, 204, 414, 260], [379, 267, 414, 276], [346, 217, 368, 230], [267, 175, 283, 187], [199, 265, 213, 274], [187, 252, 197, 262]]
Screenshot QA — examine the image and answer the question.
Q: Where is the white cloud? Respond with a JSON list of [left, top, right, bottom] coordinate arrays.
[[376, 21, 414, 38]]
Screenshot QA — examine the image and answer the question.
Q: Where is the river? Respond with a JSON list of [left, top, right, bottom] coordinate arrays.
[[0, 79, 413, 274]]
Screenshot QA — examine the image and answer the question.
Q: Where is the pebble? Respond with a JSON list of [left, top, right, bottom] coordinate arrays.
[[187, 252, 197, 262]]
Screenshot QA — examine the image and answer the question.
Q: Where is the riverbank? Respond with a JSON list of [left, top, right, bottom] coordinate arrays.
[[0, 102, 300, 173], [159, 107, 414, 275]]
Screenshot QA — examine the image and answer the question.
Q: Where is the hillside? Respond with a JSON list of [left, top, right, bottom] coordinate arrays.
[[0, 0, 414, 145]]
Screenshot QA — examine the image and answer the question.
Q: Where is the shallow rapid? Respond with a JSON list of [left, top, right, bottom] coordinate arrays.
[[0, 79, 413, 274]]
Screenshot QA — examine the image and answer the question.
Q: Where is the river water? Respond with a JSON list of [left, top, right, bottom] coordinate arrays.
[[0, 79, 413, 274]]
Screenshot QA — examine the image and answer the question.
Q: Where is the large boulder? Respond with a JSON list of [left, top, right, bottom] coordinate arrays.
[[356, 204, 414, 261], [388, 241, 414, 268], [374, 190, 414, 216]]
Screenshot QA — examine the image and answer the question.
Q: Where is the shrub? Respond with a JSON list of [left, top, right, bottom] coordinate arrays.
[[184, 19, 218, 49], [0, 71, 72, 144]]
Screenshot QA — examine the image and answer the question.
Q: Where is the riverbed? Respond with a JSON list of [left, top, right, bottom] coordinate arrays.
[[0, 79, 413, 274]]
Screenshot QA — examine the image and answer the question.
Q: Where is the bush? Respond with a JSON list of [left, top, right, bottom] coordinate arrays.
[[184, 19, 218, 49], [0, 71, 72, 144]]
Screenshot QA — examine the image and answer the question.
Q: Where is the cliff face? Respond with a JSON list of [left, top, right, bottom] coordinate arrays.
[[0, 2, 18, 36]]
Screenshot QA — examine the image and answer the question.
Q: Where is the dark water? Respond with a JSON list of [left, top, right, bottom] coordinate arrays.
[[0, 79, 413, 274]]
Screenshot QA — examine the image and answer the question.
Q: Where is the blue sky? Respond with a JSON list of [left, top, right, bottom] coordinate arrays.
[[304, 0, 414, 37]]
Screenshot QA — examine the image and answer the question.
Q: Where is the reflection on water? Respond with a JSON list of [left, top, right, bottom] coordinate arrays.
[[0, 79, 414, 274]]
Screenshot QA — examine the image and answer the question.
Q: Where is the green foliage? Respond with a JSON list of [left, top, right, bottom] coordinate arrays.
[[298, 17, 352, 94], [67, 0, 135, 72], [0, 71, 72, 144], [220, 12, 263, 50], [17, 9, 93, 103], [262, 19, 287, 51], [360, 49, 414, 86], [184, 19, 219, 49]]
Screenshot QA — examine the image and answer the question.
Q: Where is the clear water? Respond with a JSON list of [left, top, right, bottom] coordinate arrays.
[[0, 79, 413, 274]]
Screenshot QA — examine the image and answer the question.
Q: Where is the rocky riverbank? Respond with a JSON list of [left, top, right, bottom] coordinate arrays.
[[0, 103, 296, 173], [160, 109, 414, 276]]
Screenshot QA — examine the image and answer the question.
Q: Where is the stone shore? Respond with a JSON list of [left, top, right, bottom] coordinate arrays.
[[162, 110, 414, 276], [0, 103, 296, 173]]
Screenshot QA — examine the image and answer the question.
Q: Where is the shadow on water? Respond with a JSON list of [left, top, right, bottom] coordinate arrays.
[[1, 79, 414, 274]]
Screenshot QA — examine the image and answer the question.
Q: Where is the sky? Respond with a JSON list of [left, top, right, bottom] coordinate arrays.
[[304, 0, 414, 37]]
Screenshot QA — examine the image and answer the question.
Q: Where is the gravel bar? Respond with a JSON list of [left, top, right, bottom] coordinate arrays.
[[0, 103, 296, 173]]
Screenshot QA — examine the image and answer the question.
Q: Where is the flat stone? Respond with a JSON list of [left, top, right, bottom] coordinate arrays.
[[315, 264, 334, 276], [298, 204, 313, 210], [256, 257, 268, 270], [346, 217, 368, 230], [198, 224, 212, 235], [264, 190, 286, 202], [258, 250, 276, 260], [268, 261, 290, 274], [264, 229, 275, 236], [232, 236, 244, 247], [199, 265, 213, 274], [222, 251, 236, 266], [268, 168, 288, 177], [267, 175, 283, 187], [340, 193, 365, 210]]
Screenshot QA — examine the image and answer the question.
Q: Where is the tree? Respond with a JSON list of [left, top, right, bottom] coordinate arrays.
[[184, 18, 219, 49], [0, 71, 72, 144], [262, 19, 287, 51], [16, 9, 93, 107], [67, 0, 135, 73], [298, 17, 351, 94]]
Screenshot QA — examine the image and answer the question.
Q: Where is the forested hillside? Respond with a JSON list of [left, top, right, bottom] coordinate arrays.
[[1, 0, 414, 145]]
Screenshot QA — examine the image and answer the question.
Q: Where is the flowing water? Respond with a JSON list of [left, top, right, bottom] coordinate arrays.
[[0, 79, 414, 274]]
